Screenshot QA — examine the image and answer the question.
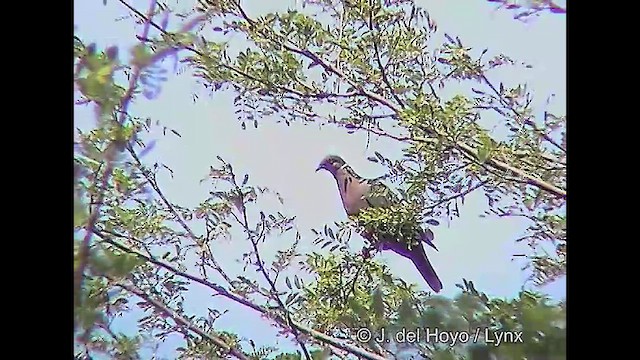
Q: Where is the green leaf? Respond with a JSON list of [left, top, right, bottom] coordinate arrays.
[[310, 347, 331, 360], [477, 134, 494, 163], [74, 197, 89, 227], [397, 297, 417, 327], [348, 297, 369, 321], [275, 352, 302, 360], [372, 287, 385, 321], [131, 44, 152, 67], [95, 64, 113, 84], [285, 292, 298, 306], [77, 77, 105, 99]]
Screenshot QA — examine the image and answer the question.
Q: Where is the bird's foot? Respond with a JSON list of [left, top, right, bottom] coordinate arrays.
[[361, 245, 376, 259]]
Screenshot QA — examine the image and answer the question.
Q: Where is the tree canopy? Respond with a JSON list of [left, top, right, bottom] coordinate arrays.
[[74, 0, 566, 359]]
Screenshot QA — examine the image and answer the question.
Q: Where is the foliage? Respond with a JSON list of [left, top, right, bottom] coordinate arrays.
[[74, 0, 565, 359], [295, 253, 565, 359], [485, 0, 566, 21], [186, 0, 566, 286], [356, 204, 425, 248]]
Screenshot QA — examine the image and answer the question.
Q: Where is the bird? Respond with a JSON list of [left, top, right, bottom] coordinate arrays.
[[316, 154, 443, 293]]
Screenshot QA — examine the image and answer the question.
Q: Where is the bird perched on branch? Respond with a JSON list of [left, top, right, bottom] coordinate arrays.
[[316, 154, 443, 293]]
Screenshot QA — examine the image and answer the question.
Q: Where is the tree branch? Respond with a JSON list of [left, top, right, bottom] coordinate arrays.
[[126, 144, 235, 285], [231, 1, 566, 199], [95, 231, 387, 360], [455, 142, 565, 198], [76, 0, 213, 316], [124, 0, 369, 107], [76, 0, 164, 310], [117, 281, 250, 360], [75, 144, 118, 313], [368, 1, 405, 108], [477, 72, 566, 154], [228, 172, 313, 360], [125, 0, 566, 202], [425, 180, 489, 212]]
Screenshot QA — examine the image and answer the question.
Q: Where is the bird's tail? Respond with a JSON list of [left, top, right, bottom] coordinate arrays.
[[409, 245, 443, 293], [380, 239, 442, 293]]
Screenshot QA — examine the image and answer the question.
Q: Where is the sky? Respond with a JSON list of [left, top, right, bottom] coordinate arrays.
[[74, 0, 566, 358]]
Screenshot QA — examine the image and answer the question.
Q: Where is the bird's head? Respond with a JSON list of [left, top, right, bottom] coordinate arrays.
[[316, 155, 346, 175]]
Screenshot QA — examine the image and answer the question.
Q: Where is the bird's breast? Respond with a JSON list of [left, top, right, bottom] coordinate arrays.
[[341, 182, 370, 216], [344, 194, 368, 216], [333, 169, 371, 216]]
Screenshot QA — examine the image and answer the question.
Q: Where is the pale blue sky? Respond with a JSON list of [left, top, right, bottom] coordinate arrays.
[[74, 0, 565, 358]]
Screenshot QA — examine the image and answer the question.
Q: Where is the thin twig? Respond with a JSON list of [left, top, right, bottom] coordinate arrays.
[[95, 230, 267, 312], [341, 123, 412, 142], [477, 72, 566, 154], [75, 144, 118, 312], [345, 262, 366, 303], [456, 142, 565, 198], [95, 232, 387, 360], [228, 172, 313, 360], [369, 0, 405, 108], [230, 2, 566, 199], [117, 281, 250, 360], [126, 144, 234, 286], [425, 180, 489, 211]]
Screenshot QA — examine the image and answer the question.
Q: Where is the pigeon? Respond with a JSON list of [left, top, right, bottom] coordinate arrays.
[[316, 154, 443, 293]]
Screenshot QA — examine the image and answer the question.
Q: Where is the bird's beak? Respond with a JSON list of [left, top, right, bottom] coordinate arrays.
[[315, 164, 323, 172]]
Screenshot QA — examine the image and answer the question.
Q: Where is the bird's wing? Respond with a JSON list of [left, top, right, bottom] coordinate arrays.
[[362, 179, 399, 208], [364, 179, 438, 251]]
